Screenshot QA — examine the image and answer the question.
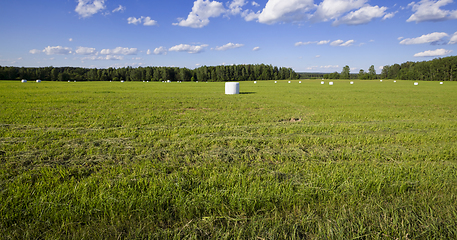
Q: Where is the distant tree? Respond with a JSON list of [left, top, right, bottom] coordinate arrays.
[[341, 65, 350, 79], [369, 65, 377, 79]]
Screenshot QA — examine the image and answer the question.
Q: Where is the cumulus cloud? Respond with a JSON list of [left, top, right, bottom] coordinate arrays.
[[169, 44, 209, 53], [383, 11, 397, 20], [100, 47, 138, 55], [407, 0, 457, 23], [414, 48, 453, 57], [333, 5, 387, 26], [214, 43, 244, 51], [258, 0, 315, 24], [252, 1, 260, 7], [43, 46, 73, 55], [82, 55, 123, 61], [112, 5, 126, 13], [330, 39, 354, 46], [148, 47, 168, 55], [318, 40, 330, 45], [75, 47, 97, 55], [400, 32, 449, 45], [228, 0, 248, 15], [311, 0, 367, 23], [128, 16, 157, 26], [295, 41, 314, 46], [174, 0, 226, 28], [143, 17, 158, 26], [449, 32, 457, 44], [75, 0, 106, 18], [29, 49, 42, 54]]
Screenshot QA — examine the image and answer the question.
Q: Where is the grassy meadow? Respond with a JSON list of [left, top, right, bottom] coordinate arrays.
[[1, 79, 457, 239]]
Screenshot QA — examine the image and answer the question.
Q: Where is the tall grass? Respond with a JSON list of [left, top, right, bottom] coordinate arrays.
[[1, 80, 457, 239]]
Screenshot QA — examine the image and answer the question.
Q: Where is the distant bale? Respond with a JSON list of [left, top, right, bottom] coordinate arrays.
[[21, 79, 27, 83], [36, 80, 41, 83], [329, 82, 334, 85]]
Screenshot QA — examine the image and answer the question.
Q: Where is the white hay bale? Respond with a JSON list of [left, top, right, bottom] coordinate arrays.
[[21, 79, 27, 83], [321, 81, 325, 84], [121, 80, 124, 83], [36, 80, 41, 83], [299, 81, 301, 83], [414, 82, 419, 86], [225, 82, 239, 95], [275, 81, 277, 83], [394, 81, 396, 83], [440, 82, 444, 85], [288, 81, 291, 83], [329, 82, 334, 85], [350, 81, 354, 84], [380, 80, 383, 82], [254, 81, 257, 84]]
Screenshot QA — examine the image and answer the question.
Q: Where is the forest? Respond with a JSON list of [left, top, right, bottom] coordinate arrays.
[[0, 64, 298, 82], [0, 55, 456, 82]]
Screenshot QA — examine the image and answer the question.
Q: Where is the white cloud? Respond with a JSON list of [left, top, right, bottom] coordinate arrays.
[[252, 46, 261, 51], [332, 5, 387, 26], [128, 16, 158, 26], [340, 40, 355, 46], [43, 46, 72, 55], [76, 47, 97, 55], [169, 44, 209, 53], [148, 47, 168, 55], [214, 43, 244, 51], [382, 11, 397, 20], [295, 41, 314, 46], [113, 5, 126, 13], [296, 40, 331, 46], [407, 0, 457, 23], [228, 0, 248, 15], [174, 0, 226, 28], [330, 40, 344, 46], [330, 39, 354, 46], [252, 1, 260, 7], [128, 17, 142, 25], [400, 32, 449, 45], [315, 55, 321, 58], [258, 0, 315, 24], [143, 17, 158, 26], [449, 31, 457, 44], [82, 55, 123, 61], [29, 49, 42, 54], [311, 0, 367, 23], [75, 0, 106, 18], [398, 36, 404, 40], [100, 47, 138, 55], [69, 38, 73, 42], [414, 48, 453, 57], [242, 10, 261, 21]]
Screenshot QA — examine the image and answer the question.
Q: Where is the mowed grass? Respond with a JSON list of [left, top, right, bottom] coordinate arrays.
[[1, 80, 457, 239]]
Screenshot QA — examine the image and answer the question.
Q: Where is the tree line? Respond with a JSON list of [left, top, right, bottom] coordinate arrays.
[[380, 56, 456, 81], [0, 64, 298, 82], [324, 55, 456, 81]]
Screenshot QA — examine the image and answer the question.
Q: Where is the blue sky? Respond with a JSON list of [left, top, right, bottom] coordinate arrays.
[[1, 0, 457, 73]]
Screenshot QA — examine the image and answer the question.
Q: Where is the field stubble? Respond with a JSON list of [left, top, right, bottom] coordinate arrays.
[[1, 80, 457, 239]]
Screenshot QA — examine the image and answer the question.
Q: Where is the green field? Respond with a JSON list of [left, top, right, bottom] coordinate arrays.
[[1, 80, 457, 239]]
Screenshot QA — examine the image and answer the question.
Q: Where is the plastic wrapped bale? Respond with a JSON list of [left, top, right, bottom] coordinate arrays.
[[329, 82, 334, 85], [36, 80, 41, 83], [225, 82, 240, 95], [21, 79, 27, 83]]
